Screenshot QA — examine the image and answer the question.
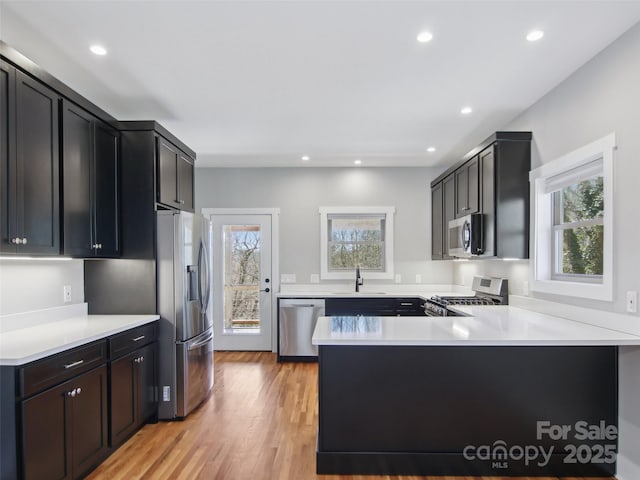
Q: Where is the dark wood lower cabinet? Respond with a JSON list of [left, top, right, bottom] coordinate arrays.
[[110, 343, 157, 447], [21, 365, 108, 480]]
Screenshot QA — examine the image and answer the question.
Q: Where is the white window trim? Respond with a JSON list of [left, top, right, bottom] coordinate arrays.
[[319, 206, 395, 280], [529, 133, 615, 301]]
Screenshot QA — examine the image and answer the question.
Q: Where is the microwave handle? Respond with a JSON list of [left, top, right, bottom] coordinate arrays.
[[462, 220, 471, 250]]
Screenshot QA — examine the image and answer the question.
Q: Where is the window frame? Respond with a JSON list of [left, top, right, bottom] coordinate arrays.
[[529, 133, 615, 301], [319, 206, 395, 280]]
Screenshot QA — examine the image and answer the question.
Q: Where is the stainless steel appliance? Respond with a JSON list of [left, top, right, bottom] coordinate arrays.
[[448, 213, 483, 257], [423, 276, 508, 316], [278, 299, 325, 361], [157, 210, 213, 419]]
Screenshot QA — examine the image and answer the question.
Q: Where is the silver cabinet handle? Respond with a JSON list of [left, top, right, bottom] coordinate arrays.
[[13, 238, 22, 245], [68, 388, 77, 397], [76, 387, 81, 395], [22, 237, 27, 244], [64, 360, 84, 369], [97, 243, 102, 249], [140, 356, 144, 363], [132, 335, 145, 342], [400, 302, 413, 306]]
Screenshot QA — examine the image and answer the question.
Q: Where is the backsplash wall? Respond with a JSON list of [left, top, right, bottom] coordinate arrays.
[[0, 260, 85, 315]]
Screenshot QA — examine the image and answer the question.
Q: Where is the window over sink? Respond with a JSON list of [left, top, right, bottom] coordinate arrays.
[[319, 206, 395, 280], [529, 133, 614, 300]]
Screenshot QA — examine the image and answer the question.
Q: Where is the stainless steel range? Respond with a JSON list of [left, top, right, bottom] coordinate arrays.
[[423, 276, 508, 316]]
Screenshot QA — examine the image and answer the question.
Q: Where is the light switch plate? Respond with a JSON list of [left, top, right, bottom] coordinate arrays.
[[63, 285, 72, 303], [626, 291, 637, 313], [310, 274, 320, 284], [395, 274, 401, 283], [415, 274, 422, 284]]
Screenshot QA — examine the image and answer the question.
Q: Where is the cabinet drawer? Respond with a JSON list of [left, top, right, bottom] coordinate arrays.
[[20, 340, 108, 398], [109, 322, 157, 359]]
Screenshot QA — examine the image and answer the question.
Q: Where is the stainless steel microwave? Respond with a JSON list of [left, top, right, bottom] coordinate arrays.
[[448, 213, 483, 257]]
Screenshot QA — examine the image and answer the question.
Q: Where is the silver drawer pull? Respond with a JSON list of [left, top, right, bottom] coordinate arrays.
[[132, 335, 145, 342], [64, 360, 84, 369], [400, 302, 413, 306]]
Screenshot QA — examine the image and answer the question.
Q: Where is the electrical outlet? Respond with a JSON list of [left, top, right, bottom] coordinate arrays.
[[415, 274, 422, 284], [395, 274, 401, 284], [626, 291, 638, 313], [162, 386, 170, 402], [310, 274, 320, 284], [280, 274, 296, 283], [63, 285, 72, 303]]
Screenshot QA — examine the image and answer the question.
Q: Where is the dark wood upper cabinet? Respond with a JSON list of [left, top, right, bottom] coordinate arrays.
[[62, 100, 119, 258], [115, 121, 196, 261], [430, 174, 455, 260], [455, 156, 479, 218], [1, 60, 60, 255], [157, 137, 194, 212], [431, 132, 531, 260], [178, 152, 194, 211]]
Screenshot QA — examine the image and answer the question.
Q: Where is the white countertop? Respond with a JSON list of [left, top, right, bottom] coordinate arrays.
[[312, 305, 640, 346], [0, 307, 159, 366]]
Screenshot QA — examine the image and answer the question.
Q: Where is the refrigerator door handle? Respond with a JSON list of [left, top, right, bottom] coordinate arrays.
[[198, 240, 211, 314]]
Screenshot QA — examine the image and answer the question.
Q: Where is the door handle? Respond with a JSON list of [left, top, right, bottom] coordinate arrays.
[[261, 287, 270, 293]]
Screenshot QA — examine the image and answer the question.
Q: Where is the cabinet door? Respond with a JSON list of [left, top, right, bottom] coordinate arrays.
[[15, 70, 60, 254], [21, 381, 72, 480], [455, 167, 467, 218], [442, 174, 456, 258], [157, 138, 180, 209], [110, 351, 137, 447], [430, 183, 443, 259], [466, 156, 480, 214], [178, 153, 194, 211], [93, 121, 119, 257], [0, 60, 16, 254], [139, 343, 158, 423], [70, 365, 108, 478], [62, 101, 93, 257]]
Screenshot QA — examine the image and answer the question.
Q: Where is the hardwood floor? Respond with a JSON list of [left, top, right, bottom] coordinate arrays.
[[87, 352, 612, 480]]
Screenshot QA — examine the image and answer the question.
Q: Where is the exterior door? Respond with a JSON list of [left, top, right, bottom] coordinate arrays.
[[210, 214, 272, 350]]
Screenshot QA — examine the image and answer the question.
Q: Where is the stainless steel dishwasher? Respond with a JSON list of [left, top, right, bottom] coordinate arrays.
[[278, 298, 325, 361]]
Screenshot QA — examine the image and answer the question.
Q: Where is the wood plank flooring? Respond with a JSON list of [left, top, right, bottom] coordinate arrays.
[[87, 352, 613, 480]]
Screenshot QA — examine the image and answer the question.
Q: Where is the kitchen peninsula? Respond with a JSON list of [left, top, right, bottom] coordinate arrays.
[[312, 308, 640, 477]]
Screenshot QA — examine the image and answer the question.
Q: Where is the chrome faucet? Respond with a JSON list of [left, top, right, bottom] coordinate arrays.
[[355, 265, 364, 293]]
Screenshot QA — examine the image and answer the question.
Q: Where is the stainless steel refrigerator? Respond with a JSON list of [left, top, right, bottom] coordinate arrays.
[[157, 210, 214, 419]]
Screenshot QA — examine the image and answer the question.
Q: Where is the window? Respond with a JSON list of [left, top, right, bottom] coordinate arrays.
[[530, 133, 614, 300], [319, 207, 395, 280]]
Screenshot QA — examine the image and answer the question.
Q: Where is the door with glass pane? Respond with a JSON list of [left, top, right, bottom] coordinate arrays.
[[211, 214, 272, 350]]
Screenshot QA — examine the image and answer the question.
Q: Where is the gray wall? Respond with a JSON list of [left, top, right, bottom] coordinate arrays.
[[195, 166, 453, 286], [451, 21, 640, 479], [453, 21, 640, 316]]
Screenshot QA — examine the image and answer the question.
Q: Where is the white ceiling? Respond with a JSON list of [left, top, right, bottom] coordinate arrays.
[[2, 1, 640, 169]]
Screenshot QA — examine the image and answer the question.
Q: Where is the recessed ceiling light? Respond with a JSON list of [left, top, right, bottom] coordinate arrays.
[[301, 155, 310, 161], [427, 146, 436, 153], [461, 106, 473, 115], [526, 30, 544, 42], [90, 44, 107, 56], [416, 31, 433, 43], [354, 159, 362, 165]]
